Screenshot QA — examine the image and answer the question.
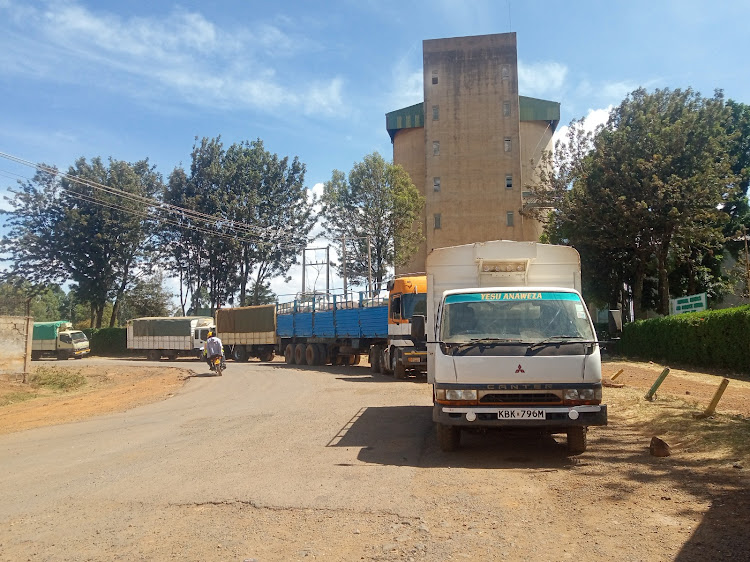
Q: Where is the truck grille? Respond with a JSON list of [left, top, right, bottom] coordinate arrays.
[[480, 393, 561, 404]]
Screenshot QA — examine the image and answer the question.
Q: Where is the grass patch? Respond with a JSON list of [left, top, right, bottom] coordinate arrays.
[[29, 367, 87, 392], [0, 391, 38, 407], [607, 386, 750, 463]]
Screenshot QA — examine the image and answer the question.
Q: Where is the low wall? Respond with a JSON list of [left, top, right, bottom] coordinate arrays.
[[0, 316, 33, 376]]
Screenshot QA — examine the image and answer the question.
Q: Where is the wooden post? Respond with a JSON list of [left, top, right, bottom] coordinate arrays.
[[694, 378, 730, 419], [644, 368, 670, 401], [610, 368, 624, 381]]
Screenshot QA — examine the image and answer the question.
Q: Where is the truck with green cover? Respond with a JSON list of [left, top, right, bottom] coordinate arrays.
[[32, 321, 90, 360], [216, 305, 276, 362]]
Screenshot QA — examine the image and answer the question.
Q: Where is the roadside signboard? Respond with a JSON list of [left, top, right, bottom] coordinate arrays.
[[670, 293, 707, 315]]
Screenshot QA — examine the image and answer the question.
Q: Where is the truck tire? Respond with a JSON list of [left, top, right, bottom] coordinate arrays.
[[437, 423, 461, 452], [379, 348, 389, 375], [305, 344, 320, 366], [392, 351, 406, 379], [259, 350, 274, 362], [294, 343, 306, 365], [147, 350, 161, 362], [349, 354, 360, 366], [370, 346, 381, 373], [233, 346, 248, 362], [56, 350, 69, 361], [31, 351, 41, 361], [284, 344, 294, 364], [567, 426, 588, 455]]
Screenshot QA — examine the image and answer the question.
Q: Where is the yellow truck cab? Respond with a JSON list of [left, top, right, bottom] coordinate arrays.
[[32, 321, 90, 360], [374, 275, 428, 378]]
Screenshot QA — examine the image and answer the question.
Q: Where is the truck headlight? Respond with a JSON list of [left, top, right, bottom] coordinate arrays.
[[563, 388, 602, 402], [445, 389, 477, 401]]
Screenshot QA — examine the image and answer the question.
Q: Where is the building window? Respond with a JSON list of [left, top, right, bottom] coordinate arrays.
[[432, 105, 439, 120], [432, 70, 438, 85], [503, 101, 511, 117], [506, 211, 514, 227], [433, 177, 441, 192], [434, 213, 442, 229], [505, 175, 513, 189], [504, 138, 512, 153], [501, 65, 510, 81], [433, 141, 440, 156]]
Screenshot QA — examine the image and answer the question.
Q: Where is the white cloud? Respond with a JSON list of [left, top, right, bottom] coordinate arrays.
[[387, 50, 423, 110], [518, 60, 568, 98], [0, 1, 344, 116], [553, 106, 612, 147]]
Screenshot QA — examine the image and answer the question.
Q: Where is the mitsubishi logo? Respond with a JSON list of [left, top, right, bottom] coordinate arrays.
[[515, 364, 525, 373]]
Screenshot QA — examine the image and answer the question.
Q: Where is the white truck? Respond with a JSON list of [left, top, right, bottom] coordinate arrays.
[[423, 240, 607, 454], [126, 316, 215, 361], [32, 321, 90, 360]]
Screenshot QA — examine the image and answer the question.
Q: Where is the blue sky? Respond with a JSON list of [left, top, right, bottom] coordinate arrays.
[[1, 0, 749, 301]]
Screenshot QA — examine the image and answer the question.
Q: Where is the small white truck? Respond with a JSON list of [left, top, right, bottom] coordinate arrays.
[[32, 321, 90, 360], [126, 316, 215, 361], [424, 240, 607, 454]]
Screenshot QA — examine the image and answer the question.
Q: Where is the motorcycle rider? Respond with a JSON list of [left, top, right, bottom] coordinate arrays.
[[204, 330, 226, 371]]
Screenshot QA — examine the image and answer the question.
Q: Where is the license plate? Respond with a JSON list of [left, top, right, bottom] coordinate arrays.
[[497, 409, 546, 420]]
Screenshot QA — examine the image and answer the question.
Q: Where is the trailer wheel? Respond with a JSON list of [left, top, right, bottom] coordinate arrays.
[[566, 426, 588, 455], [294, 343, 306, 365], [370, 346, 381, 373], [392, 351, 406, 379], [259, 350, 274, 362], [147, 350, 161, 362], [379, 348, 389, 375], [233, 346, 248, 362], [284, 344, 294, 364], [305, 344, 320, 366], [437, 423, 461, 452], [348, 354, 360, 366]]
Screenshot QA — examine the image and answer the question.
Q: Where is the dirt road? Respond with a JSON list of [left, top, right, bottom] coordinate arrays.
[[0, 357, 749, 561]]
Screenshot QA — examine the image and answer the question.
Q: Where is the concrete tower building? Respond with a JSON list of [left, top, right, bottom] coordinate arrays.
[[386, 32, 560, 274]]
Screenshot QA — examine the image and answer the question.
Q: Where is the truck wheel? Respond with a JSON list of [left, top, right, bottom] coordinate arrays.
[[349, 354, 360, 366], [305, 344, 320, 366], [379, 348, 389, 375], [233, 346, 248, 362], [259, 350, 274, 362], [31, 351, 41, 361], [370, 346, 381, 373], [294, 343, 306, 365], [392, 352, 406, 379], [284, 344, 294, 364], [166, 353, 177, 361], [567, 426, 588, 455], [147, 350, 161, 361], [56, 351, 68, 361], [437, 423, 461, 451]]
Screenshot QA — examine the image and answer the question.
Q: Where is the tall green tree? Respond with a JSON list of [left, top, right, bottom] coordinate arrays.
[[320, 152, 423, 295], [530, 88, 742, 318], [1, 158, 162, 327]]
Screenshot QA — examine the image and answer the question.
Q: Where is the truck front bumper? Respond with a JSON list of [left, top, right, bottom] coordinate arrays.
[[74, 348, 91, 357], [433, 404, 607, 428]]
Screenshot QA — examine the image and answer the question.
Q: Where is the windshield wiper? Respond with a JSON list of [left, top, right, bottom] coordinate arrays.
[[527, 336, 595, 351], [453, 338, 523, 352]]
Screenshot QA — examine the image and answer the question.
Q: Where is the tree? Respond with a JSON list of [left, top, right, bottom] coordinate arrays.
[[1, 158, 162, 327], [320, 152, 424, 295], [115, 273, 176, 324], [533, 88, 740, 319], [162, 137, 315, 309]]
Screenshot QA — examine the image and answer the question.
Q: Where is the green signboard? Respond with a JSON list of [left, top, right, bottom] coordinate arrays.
[[670, 293, 707, 315]]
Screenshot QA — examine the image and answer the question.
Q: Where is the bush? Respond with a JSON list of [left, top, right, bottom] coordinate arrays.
[[620, 305, 750, 373], [83, 327, 129, 356]]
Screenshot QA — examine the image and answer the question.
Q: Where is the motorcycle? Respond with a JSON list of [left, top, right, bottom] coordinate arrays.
[[209, 354, 225, 376]]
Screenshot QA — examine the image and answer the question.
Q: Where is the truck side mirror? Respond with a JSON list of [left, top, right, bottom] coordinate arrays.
[[411, 314, 426, 340]]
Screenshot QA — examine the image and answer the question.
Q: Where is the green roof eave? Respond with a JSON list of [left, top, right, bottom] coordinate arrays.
[[519, 96, 560, 131], [385, 102, 424, 142]]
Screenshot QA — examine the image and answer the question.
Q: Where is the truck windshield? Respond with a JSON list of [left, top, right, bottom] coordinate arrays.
[[440, 291, 595, 344], [402, 293, 427, 320], [70, 331, 88, 343]]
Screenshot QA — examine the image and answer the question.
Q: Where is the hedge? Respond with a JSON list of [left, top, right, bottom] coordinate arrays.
[[620, 305, 750, 373], [82, 327, 129, 356]]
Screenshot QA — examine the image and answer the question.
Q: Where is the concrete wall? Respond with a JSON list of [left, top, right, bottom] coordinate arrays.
[[0, 316, 33, 376], [393, 126, 427, 275]]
